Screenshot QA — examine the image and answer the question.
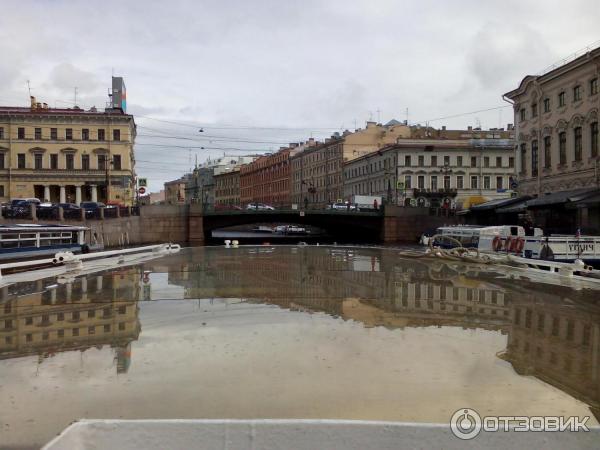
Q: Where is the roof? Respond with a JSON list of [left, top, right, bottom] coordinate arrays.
[[470, 196, 531, 212], [526, 188, 600, 208], [0, 106, 132, 118], [573, 192, 600, 207], [495, 198, 531, 214]]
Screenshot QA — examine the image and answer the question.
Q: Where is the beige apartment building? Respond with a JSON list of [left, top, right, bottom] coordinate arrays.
[[164, 177, 187, 204], [343, 131, 515, 209], [503, 46, 599, 196], [291, 121, 411, 207], [0, 94, 136, 205]]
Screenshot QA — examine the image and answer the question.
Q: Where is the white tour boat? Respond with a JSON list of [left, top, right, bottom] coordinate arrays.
[[0, 224, 90, 261], [422, 225, 600, 265]]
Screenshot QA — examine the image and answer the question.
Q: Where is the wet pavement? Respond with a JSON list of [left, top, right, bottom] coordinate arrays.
[[0, 245, 599, 449]]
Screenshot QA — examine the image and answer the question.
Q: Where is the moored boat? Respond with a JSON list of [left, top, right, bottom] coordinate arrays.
[[423, 225, 600, 265], [0, 224, 90, 261]]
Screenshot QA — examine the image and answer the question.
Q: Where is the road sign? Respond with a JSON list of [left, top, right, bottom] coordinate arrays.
[[138, 178, 148, 187], [138, 187, 146, 195]]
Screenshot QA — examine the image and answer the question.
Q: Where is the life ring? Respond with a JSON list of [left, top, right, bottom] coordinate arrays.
[[514, 237, 525, 254], [492, 236, 503, 252], [504, 236, 514, 252]]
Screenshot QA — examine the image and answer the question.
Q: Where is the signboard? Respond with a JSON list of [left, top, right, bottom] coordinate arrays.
[[299, 211, 305, 217], [138, 178, 148, 188], [138, 187, 146, 195]]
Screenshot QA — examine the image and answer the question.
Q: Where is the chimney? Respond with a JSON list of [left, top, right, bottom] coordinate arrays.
[[289, 143, 298, 148], [366, 121, 377, 129], [36, 102, 42, 109], [441, 125, 446, 131], [507, 123, 514, 131], [468, 126, 473, 131], [30, 96, 36, 109], [43, 103, 48, 109]]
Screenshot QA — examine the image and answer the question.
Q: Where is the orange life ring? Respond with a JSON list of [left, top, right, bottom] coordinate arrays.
[[492, 236, 503, 252], [514, 237, 525, 254], [505, 236, 514, 252]]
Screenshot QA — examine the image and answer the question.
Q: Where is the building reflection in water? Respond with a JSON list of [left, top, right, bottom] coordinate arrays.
[[168, 246, 600, 420], [0, 268, 142, 374]]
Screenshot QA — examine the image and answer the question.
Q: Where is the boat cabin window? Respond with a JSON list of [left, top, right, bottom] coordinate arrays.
[[510, 226, 518, 236]]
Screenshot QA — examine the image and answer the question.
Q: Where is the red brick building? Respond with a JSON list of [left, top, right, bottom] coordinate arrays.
[[240, 147, 298, 207]]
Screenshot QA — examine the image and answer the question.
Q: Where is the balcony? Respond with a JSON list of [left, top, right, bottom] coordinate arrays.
[[413, 188, 458, 198]]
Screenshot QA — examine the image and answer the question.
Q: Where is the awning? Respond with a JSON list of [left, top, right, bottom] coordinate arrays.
[[496, 198, 531, 214], [460, 196, 487, 209], [526, 188, 600, 208], [469, 196, 530, 212], [572, 192, 600, 207]]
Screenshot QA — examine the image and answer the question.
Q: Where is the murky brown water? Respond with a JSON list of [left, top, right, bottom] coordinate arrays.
[[0, 246, 599, 449]]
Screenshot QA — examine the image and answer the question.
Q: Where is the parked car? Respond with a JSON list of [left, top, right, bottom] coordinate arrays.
[[5, 198, 41, 218], [246, 203, 275, 211], [80, 201, 106, 218]]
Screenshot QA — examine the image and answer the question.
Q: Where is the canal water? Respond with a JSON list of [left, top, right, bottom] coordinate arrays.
[[0, 246, 598, 449]]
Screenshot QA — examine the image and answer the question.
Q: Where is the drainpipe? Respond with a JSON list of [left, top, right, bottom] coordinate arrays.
[[502, 94, 518, 195]]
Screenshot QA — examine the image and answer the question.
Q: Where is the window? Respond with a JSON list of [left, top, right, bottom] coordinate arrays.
[[88, 310, 95, 318], [82, 129, 89, 140], [470, 176, 478, 189], [98, 154, 106, 170], [457, 156, 463, 166], [404, 175, 412, 189], [18, 127, 25, 139], [82, 154, 90, 170], [591, 78, 598, 96], [573, 85, 582, 102], [72, 328, 79, 337], [0, 154, 4, 169], [98, 129, 105, 140], [496, 176, 503, 190], [404, 155, 411, 166], [574, 127, 582, 161], [443, 175, 450, 189], [483, 156, 489, 168], [0, 127, 3, 139], [113, 155, 121, 170], [417, 175, 425, 189], [591, 122, 598, 158], [88, 326, 95, 335], [58, 329, 64, 338], [496, 156, 502, 167], [520, 108, 526, 121], [444, 155, 450, 166], [531, 103, 537, 118], [456, 175, 464, 189], [430, 175, 438, 190], [470, 156, 477, 168], [483, 176, 491, 190], [559, 132, 567, 165], [418, 155, 424, 167], [118, 322, 126, 331], [65, 128, 73, 140], [35, 128, 42, 139], [34, 153, 43, 169], [17, 153, 25, 169], [558, 91, 565, 107], [50, 154, 58, 169], [543, 98, 550, 113], [544, 136, 551, 168], [509, 156, 514, 168], [104, 324, 111, 333], [430, 155, 437, 167], [113, 129, 121, 141], [51, 128, 57, 140], [66, 154, 74, 170], [520, 143, 527, 174], [531, 140, 538, 176]]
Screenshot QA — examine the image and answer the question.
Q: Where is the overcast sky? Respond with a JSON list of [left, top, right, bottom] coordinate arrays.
[[1, 0, 598, 191]]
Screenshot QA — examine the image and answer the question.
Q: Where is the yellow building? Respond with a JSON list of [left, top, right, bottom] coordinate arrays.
[[0, 91, 136, 205]]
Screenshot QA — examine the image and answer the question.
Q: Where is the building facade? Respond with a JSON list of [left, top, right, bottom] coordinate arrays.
[[164, 177, 187, 204], [0, 92, 136, 205], [240, 147, 298, 206], [503, 46, 600, 196], [291, 122, 411, 207], [343, 134, 515, 209], [214, 168, 241, 207]]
